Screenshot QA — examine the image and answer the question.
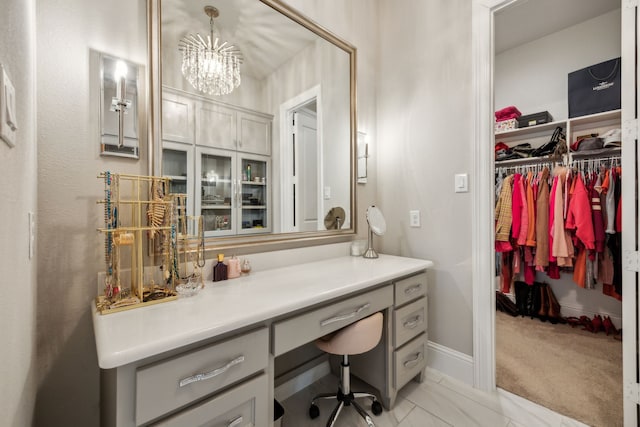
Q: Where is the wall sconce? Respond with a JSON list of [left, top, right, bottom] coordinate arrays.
[[357, 131, 368, 184], [95, 51, 143, 159], [111, 60, 131, 149]]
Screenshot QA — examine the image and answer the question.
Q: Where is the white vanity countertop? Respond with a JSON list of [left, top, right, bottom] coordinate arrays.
[[92, 254, 433, 369]]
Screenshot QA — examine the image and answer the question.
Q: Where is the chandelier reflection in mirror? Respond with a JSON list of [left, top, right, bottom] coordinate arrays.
[[179, 5, 242, 96]]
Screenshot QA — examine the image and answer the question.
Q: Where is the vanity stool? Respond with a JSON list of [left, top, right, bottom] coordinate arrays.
[[308, 312, 384, 426]]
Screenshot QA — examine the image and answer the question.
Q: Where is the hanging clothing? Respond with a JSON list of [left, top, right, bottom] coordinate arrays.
[[511, 174, 524, 241], [534, 167, 550, 268], [565, 174, 595, 250], [551, 166, 573, 267], [495, 175, 513, 252], [525, 171, 536, 247], [516, 175, 529, 246]]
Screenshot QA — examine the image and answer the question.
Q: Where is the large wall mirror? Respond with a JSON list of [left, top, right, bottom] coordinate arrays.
[[148, 0, 357, 248]]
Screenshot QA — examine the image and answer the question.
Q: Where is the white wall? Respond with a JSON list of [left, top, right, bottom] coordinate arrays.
[[33, 0, 377, 425], [35, 1, 147, 425], [495, 9, 621, 122], [0, 1, 37, 426], [495, 9, 622, 322], [377, 0, 474, 356]]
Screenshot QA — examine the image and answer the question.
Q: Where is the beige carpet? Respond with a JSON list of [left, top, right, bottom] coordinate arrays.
[[496, 311, 622, 427]]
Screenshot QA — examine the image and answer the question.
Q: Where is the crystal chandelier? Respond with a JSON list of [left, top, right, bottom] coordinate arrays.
[[179, 6, 242, 96]]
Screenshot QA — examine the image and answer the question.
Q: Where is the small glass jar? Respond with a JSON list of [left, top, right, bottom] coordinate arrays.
[[241, 258, 252, 275]]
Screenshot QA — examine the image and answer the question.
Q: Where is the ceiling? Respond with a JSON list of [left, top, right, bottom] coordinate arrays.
[[161, 0, 318, 80], [495, 0, 620, 54]]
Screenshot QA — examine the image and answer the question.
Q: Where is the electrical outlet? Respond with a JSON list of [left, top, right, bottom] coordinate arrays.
[[409, 210, 420, 227]]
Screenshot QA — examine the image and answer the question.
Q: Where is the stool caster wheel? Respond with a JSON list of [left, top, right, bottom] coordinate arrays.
[[309, 404, 320, 419], [371, 400, 383, 415]]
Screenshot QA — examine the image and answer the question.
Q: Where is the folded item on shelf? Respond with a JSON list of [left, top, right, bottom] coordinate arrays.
[[602, 128, 621, 147], [570, 137, 604, 152], [495, 105, 522, 122]]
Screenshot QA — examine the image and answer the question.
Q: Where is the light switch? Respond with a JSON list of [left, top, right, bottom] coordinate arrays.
[[409, 210, 421, 227], [455, 173, 468, 193], [0, 64, 17, 148], [323, 186, 331, 200]]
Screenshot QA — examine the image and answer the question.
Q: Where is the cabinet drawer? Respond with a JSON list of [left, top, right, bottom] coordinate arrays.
[[394, 297, 427, 348], [272, 285, 393, 356], [394, 272, 427, 307], [153, 373, 269, 427], [136, 328, 268, 426], [394, 333, 427, 389]]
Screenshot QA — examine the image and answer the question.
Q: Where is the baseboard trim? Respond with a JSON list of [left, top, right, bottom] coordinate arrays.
[[561, 303, 622, 326], [274, 360, 331, 402], [427, 340, 474, 386]]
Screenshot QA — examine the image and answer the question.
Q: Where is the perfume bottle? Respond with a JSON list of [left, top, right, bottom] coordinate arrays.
[[213, 254, 228, 281], [227, 256, 241, 279]]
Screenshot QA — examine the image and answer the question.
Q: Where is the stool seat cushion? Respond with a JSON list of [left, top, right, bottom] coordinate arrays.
[[315, 312, 383, 355]]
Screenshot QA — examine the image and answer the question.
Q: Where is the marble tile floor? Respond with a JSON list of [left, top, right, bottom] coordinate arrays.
[[280, 368, 590, 427]]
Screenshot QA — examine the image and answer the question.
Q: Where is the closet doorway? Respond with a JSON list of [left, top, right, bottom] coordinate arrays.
[[471, 0, 635, 426]]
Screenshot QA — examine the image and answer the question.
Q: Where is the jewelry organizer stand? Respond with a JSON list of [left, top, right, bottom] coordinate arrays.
[[96, 172, 178, 314], [173, 194, 205, 294]]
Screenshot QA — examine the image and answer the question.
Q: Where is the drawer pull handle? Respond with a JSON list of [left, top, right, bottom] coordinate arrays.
[[404, 284, 422, 295], [403, 352, 423, 368], [227, 416, 243, 427], [179, 355, 245, 387], [320, 303, 371, 327], [403, 315, 422, 329]]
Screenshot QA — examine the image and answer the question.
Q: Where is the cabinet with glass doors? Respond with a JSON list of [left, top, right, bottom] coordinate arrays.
[[195, 147, 270, 237]]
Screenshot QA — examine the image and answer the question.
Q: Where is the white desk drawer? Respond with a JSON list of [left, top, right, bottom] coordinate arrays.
[[394, 332, 427, 389], [394, 297, 427, 348], [136, 328, 268, 426], [394, 272, 427, 307], [153, 373, 269, 427], [272, 285, 393, 356]]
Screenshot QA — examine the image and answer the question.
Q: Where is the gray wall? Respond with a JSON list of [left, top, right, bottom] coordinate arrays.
[[377, 0, 474, 356], [0, 1, 37, 426], [35, 1, 148, 425]]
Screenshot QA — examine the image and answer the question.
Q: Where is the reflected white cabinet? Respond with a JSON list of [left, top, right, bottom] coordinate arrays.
[[162, 91, 194, 144], [237, 111, 272, 155], [196, 146, 271, 237], [187, 92, 272, 155]]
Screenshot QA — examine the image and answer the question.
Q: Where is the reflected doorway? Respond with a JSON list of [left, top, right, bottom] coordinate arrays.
[[281, 87, 323, 232]]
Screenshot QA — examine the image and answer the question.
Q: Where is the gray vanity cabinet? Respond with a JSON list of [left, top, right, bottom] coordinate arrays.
[[350, 271, 428, 409], [101, 327, 269, 426]]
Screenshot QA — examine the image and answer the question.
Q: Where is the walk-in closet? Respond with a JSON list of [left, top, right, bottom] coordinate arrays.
[[493, 1, 622, 426]]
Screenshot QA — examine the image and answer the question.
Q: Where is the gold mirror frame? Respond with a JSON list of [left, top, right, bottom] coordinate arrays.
[[147, 0, 357, 250]]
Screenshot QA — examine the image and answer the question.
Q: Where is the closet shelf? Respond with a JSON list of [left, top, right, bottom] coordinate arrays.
[[495, 119, 565, 139], [570, 147, 621, 159], [495, 156, 560, 166]]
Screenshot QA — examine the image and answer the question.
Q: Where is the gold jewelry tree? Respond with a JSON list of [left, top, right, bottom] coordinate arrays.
[[96, 172, 178, 314]]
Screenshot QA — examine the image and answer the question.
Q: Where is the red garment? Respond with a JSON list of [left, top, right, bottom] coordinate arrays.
[[517, 176, 528, 246], [590, 183, 606, 253], [512, 174, 524, 240], [495, 105, 522, 122], [548, 176, 557, 262], [565, 174, 595, 250], [524, 263, 535, 285]]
